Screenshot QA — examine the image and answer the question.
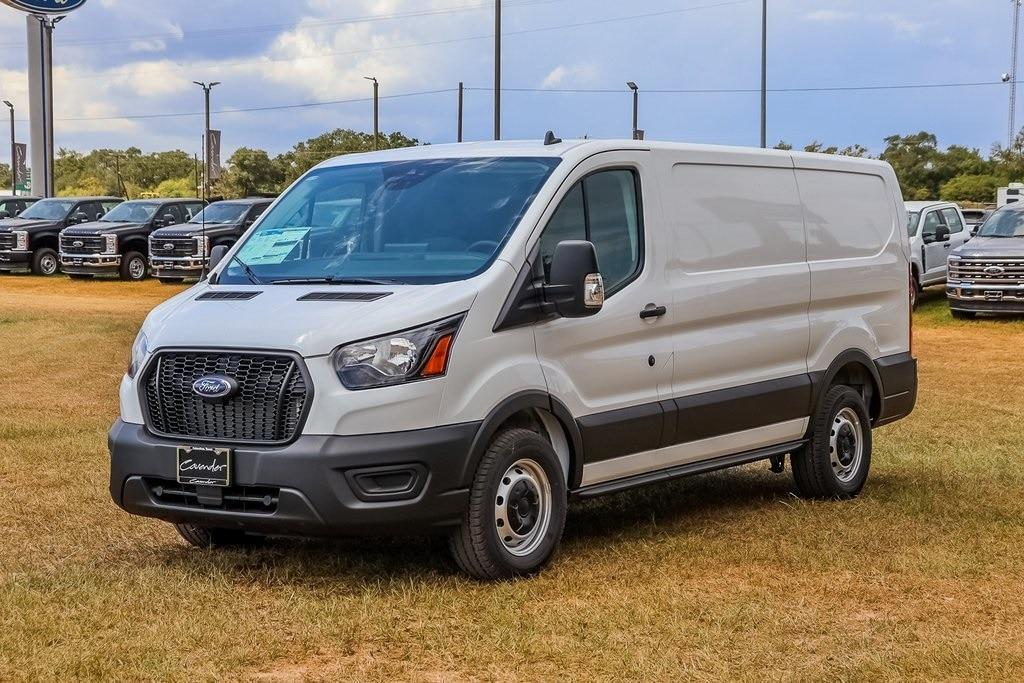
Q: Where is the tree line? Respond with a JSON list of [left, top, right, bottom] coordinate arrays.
[[35, 128, 1024, 205]]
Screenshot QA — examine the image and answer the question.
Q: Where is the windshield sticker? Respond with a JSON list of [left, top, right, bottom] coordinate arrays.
[[240, 227, 310, 264]]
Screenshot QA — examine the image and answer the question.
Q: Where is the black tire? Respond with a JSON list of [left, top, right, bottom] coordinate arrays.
[[910, 273, 921, 310], [951, 309, 975, 320], [119, 251, 147, 281], [30, 247, 59, 276], [792, 385, 872, 499], [67, 274, 93, 280], [449, 428, 567, 580], [173, 522, 259, 548]]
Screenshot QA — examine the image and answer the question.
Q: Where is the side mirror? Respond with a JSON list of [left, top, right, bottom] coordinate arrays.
[[208, 244, 229, 271], [73, 212, 89, 224], [162, 213, 177, 226], [544, 240, 604, 318], [936, 225, 951, 242]]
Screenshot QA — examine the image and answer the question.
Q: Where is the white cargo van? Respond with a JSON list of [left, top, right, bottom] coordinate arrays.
[[109, 139, 917, 579]]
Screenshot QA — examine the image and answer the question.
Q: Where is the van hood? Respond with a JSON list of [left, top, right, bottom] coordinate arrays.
[[143, 281, 479, 357], [953, 236, 1024, 258]]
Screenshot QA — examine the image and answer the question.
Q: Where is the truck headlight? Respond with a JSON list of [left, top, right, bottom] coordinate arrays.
[[104, 234, 118, 254], [127, 330, 149, 379], [331, 314, 463, 389], [13, 231, 28, 251], [195, 235, 210, 257]]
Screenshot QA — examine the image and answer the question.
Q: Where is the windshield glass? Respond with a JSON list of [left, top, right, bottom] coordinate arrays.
[[220, 157, 561, 285], [19, 199, 74, 221], [906, 211, 920, 237], [190, 203, 249, 225], [977, 207, 1024, 237], [101, 201, 160, 223]]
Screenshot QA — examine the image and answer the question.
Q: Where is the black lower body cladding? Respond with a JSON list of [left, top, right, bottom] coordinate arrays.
[[108, 419, 479, 537]]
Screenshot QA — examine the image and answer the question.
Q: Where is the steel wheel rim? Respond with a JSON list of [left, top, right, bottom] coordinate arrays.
[[830, 407, 864, 483], [494, 458, 552, 557], [129, 257, 146, 279], [40, 254, 57, 275]]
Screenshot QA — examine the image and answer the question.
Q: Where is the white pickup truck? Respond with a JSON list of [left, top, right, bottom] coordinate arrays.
[[905, 201, 971, 308]]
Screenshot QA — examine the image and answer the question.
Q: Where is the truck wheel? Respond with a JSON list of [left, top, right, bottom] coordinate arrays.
[[792, 385, 872, 499], [31, 248, 59, 276], [910, 273, 921, 310], [173, 522, 260, 548], [951, 309, 975, 320], [120, 251, 147, 281], [449, 428, 567, 580]]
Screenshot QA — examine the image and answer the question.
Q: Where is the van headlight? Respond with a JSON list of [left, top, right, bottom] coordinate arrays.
[[13, 231, 28, 251], [104, 234, 118, 254], [127, 330, 149, 379], [331, 314, 463, 389]]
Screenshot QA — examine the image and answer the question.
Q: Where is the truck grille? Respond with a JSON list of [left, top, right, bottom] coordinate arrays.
[[60, 235, 105, 255], [948, 259, 1024, 285], [143, 351, 310, 444], [150, 237, 197, 258], [0, 233, 15, 250]]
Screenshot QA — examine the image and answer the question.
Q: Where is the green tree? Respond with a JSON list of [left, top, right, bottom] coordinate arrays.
[[939, 174, 1006, 203], [276, 129, 418, 185], [153, 177, 199, 198], [214, 147, 283, 198], [0, 162, 10, 190], [879, 132, 943, 199]]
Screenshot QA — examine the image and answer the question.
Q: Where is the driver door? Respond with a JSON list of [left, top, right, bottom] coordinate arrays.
[[920, 209, 948, 284]]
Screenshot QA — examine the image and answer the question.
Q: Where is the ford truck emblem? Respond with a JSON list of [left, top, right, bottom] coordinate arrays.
[[72, 240, 84, 248], [164, 243, 175, 250], [192, 376, 238, 400], [984, 265, 1005, 276]]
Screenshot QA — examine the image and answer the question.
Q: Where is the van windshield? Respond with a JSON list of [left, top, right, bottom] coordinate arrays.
[[219, 157, 560, 285]]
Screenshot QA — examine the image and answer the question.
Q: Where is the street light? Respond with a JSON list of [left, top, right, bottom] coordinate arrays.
[[192, 81, 220, 197], [494, 0, 502, 140], [364, 76, 380, 150], [760, 0, 767, 148], [626, 82, 642, 140], [3, 101, 13, 195]]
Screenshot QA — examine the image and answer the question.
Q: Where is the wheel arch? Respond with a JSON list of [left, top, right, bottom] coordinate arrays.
[[811, 349, 884, 426]]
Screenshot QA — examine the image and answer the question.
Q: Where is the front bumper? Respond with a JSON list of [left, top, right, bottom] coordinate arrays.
[[947, 282, 1024, 314], [0, 249, 31, 272], [151, 256, 205, 277], [108, 419, 478, 537], [60, 252, 121, 274]]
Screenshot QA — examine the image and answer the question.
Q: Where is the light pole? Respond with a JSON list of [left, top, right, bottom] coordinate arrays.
[[626, 82, 640, 140], [192, 81, 220, 196], [494, 0, 501, 140], [1009, 0, 1021, 149], [364, 76, 379, 150], [457, 81, 464, 143], [760, 0, 767, 148], [3, 101, 13, 195]]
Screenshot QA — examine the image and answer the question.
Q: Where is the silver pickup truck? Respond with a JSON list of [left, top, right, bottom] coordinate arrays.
[[947, 202, 1024, 318]]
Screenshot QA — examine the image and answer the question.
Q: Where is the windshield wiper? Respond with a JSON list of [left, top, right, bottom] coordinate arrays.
[[227, 254, 264, 285], [270, 276, 396, 285]]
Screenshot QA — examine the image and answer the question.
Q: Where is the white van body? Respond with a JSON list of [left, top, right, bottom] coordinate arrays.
[[109, 139, 917, 579]]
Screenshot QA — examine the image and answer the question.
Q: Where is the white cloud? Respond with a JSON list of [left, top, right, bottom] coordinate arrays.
[[541, 63, 599, 89], [802, 7, 923, 37]]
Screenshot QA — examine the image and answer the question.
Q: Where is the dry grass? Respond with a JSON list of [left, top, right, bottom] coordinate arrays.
[[1, 278, 1023, 681]]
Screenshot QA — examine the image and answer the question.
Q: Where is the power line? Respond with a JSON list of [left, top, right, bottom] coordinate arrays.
[[50, 0, 754, 83]]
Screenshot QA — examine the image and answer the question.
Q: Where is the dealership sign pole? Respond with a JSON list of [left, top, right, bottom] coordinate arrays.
[[0, 0, 88, 197]]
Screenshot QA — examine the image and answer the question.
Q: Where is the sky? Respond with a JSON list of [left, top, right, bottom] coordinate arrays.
[[0, 0, 1016, 160]]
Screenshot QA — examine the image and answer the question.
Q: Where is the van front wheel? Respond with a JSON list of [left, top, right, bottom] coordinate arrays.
[[792, 385, 872, 499], [449, 428, 567, 580]]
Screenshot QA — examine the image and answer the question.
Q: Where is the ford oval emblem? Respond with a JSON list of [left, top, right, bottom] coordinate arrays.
[[72, 240, 84, 248], [984, 265, 1005, 276], [164, 243, 175, 250], [0, 0, 89, 15], [192, 376, 238, 401]]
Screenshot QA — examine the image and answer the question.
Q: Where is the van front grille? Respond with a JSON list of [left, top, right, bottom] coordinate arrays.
[[948, 259, 1024, 284], [143, 351, 309, 444]]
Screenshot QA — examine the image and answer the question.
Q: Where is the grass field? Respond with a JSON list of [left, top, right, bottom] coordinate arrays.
[[1, 277, 1023, 681]]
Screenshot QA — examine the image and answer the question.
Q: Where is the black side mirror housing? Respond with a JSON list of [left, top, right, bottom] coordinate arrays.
[[544, 240, 604, 318], [162, 213, 177, 226], [208, 244, 229, 271], [73, 212, 89, 224], [936, 225, 951, 242]]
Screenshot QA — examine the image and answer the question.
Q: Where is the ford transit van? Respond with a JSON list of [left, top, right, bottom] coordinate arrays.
[[109, 139, 917, 579]]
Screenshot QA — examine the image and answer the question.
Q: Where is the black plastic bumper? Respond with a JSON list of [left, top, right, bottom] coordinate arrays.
[[0, 250, 30, 272], [108, 419, 479, 537]]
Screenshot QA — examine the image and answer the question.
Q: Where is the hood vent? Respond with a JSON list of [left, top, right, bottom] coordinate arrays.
[[196, 291, 262, 301], [298, 291, 392, 302]]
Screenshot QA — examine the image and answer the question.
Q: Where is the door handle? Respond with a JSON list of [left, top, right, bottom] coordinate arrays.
[[639, 304, 668, 320]]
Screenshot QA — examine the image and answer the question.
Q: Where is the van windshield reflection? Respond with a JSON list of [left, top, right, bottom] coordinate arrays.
[[219, 157, 560, 286]]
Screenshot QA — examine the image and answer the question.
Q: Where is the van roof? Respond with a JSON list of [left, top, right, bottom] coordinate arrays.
[[315, 138, 891, 171]]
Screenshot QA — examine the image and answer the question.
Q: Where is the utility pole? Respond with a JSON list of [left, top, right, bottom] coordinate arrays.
[[192, 81, 220, 196], [760, 0, 767, 148], [3, 101, 13, 195], [494, 0, 501, 140], [457, 81, 464, 142], [627, 82, 640, 140], [364, 76, 379, 150], [1010, 0, 1021, 149]]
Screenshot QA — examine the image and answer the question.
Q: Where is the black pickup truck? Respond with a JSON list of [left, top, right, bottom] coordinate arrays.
[[0, 196, 122, 276], [60, 198, 205, 280], [149, 197, 273, 282]]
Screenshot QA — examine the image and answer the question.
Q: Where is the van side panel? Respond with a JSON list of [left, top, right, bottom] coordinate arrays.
[[794, 164, 911, 374]]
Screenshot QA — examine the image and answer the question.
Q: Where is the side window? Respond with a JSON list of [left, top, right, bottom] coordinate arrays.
[[80, 202, 102, 220], [942, 208, 964, 233], [249, 204, 270, 221], [537, 169, 642, 293], [921, 210, 945, 239], [101, 201, 121, 215], [186, 203, 205, 220]]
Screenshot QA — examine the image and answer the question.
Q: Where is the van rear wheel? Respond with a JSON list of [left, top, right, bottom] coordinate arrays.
[[449, 428, 567, 580], [792, 385, 872, 499]]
